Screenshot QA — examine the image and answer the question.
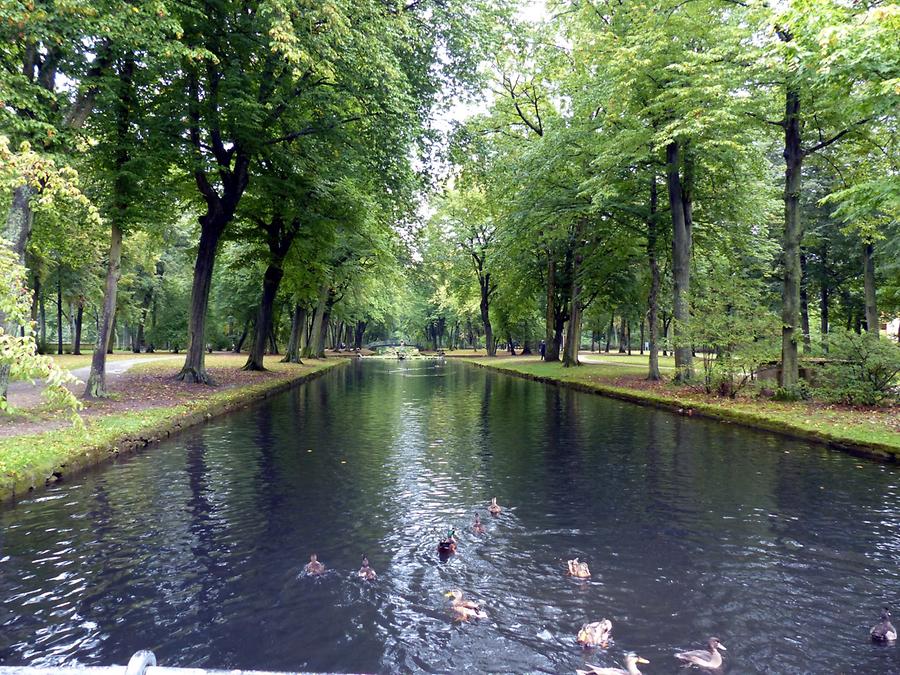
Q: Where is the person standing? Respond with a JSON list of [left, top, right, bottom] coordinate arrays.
[[539, 340, 546, 360]]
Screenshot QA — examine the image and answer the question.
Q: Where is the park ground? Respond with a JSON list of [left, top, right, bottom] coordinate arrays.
[[446, 350, 900, 459], [0, 352, 345, 503]]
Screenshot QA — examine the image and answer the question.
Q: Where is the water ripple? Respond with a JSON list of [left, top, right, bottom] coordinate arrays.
[[1, 360, 899, 673]]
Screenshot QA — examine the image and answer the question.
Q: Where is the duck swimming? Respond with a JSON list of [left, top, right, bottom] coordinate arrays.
[[445, 590, 487, 621], [438, 529, 458, 556], [473, 513, 486, 534], [576, 653, 649, 675], [358, 556, 376, 580], [871, 607, 897, 642], [488, 497, 502, 515], [675, 637, 726, 669], [304, 554, 325, 576], [567, 558, 591, 578], [577, 619, 613, 648]]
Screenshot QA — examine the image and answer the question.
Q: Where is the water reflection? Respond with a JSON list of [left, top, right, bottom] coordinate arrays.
[[1, 359, 899, 673]]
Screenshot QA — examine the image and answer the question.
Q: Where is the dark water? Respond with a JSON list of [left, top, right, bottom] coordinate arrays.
[[1, 360, 899, 674]]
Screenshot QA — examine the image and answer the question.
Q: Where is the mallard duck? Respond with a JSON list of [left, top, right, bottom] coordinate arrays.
[[472, 513, 486, 534], [438, 529, 458, 555], [488, 497, 502, 516], [567, 558, 591, 578], [358, 556, 376, 580], [445, 590, 487, 621], [871, 607, 897, 642], [304, 554, 325, 576], [576, 653, 649, 675], [675, 637, 726, 669], [577, 619, 613, 648]]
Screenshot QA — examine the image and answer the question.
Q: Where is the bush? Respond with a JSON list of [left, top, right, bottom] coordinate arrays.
[[814, 330, 900, 405], [772, 381, 812, 402], [676, 274, 780, 398]]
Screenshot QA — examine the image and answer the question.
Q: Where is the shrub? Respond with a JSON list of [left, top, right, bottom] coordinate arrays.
[[814, 330, 900, 405], [772, 381, 812, 402]]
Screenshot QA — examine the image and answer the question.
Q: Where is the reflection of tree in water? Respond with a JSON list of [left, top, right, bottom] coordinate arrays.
[[253, 403, 279, 510], [185, 435, 228, 640]]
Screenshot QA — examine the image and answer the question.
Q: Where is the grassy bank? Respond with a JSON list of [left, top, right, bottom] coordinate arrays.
[[464, 356, 900, 460], [0, 358, 345, 504]]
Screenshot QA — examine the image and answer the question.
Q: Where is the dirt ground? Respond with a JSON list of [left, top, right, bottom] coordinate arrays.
[[0, 353, 324, 438]]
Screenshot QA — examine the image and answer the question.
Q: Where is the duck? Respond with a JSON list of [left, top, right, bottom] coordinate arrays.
[[437, 529, 458, 555], [488, 497, 502, 516], [472, 513, 486, 534], [675, 637, 726, 669], [577, 619, 613, 648], [304, 554, 325, 576], [358, 556, 377, 581], [871, 607, 897, 642], [567, 558, 591, 578], [445, 589, 488, 621], [576, 653, 649, 675]]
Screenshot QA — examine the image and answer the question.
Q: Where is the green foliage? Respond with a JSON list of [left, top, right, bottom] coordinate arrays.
[[0, 240, 80, 417], [680, 271, 780, 398], [772, 382, 812, 403], [815, 331, 900, 405]]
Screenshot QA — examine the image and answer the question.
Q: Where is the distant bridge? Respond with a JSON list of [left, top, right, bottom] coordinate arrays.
[[365, 340, 423, 350]]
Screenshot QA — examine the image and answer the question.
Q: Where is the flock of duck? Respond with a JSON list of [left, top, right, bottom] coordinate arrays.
[[301, 497, 899, 673]]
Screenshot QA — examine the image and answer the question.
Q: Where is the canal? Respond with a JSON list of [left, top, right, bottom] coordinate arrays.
[[1, 359, 898, 673]]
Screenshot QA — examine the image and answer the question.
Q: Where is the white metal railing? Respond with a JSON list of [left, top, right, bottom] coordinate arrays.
[[0, 650, 326, 675]]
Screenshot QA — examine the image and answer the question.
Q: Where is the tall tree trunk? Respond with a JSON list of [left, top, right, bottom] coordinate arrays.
[[84, 224, 123, 398], [780, 85, 803, 388], [553, 311, 565, 361], [863, 242, 878, 335], [666, 140, 693, 381], [800, 251, 811, 353], [178, 220, 226, 383], [544, 256, 559, 362], [243, 264, 285, 370], [108, 315, 116, 354], [618, 315, 627, 353], [605, 315, 614, 353], [68, 301, 76, 354], [38, 283, 46, 353], [56, 272, 63, 355], [282, 304, 305, 363], [647, 174, 661, 380], [315, 298, 333, 359], [334, 321, 342, 351], [563, 254, 582, 368], [480, 274, 495, 356], [234, 318, 250, 353], [820, 243, 830, 352], [135, 287, 153, 353], [2, 186, 35, 268], [354, 320, 367, 350], [303, 286, 329, 359], [73, 299, 83, 355]]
